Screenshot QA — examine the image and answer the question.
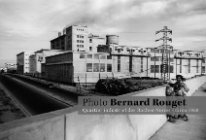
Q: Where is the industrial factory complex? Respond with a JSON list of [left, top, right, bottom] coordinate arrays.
[[16, 25, 206, 84]]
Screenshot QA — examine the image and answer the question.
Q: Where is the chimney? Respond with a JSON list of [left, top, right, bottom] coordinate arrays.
[[58, 32, 61, 37]]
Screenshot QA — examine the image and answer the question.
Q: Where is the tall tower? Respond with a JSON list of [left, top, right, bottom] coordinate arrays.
[[155, 26, 172, 81]]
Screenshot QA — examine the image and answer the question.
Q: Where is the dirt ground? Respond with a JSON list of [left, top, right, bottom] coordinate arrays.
[[0, 88, 25, 124]]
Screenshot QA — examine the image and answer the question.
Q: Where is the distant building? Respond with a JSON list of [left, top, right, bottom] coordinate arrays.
[[16, 52, 32, 74], [4, 63, 17, 69], [29, 49, 64, 76], [4, 63, 17, 73]]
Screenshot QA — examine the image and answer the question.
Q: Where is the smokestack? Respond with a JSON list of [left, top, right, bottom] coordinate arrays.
[[58, 32, 61, 37]]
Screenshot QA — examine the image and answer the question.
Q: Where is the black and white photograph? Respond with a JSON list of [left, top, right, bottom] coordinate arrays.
[[0, 0, 206, 140]]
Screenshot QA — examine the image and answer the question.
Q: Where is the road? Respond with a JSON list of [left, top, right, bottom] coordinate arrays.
[[0, 74, 75, 115]]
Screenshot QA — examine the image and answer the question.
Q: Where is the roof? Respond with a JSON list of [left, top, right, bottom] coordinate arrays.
[[34, 49, 50, 54], [50, 34, 66, 42]]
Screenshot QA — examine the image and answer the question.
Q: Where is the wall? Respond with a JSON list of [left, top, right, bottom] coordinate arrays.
[[0, 76, 205, 140], [73, 52, 113, 83], [0, 112, 65, 140]]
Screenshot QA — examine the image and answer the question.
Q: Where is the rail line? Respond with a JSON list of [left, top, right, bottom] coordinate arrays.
[[0, 74, 76, 115]]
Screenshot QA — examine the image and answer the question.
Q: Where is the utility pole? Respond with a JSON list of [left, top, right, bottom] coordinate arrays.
[[155, 26, 172, 82]]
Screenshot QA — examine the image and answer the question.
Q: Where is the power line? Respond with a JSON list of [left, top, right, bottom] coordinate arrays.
[[155, 26, 173, 81]]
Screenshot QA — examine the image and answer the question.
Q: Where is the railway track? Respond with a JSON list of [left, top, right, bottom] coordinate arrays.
[[0, 74, 77, 115]]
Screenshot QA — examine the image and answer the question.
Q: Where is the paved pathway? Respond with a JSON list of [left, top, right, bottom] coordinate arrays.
[[150, 82, 206, 140]]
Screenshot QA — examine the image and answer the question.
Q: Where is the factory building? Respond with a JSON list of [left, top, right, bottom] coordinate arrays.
[[174, 50, 204, 78], [29, 49, 63, 76], [44, 51, 112, 84], [51, 25, 94, 51], [44, 25, 109, 83], [50, 34, 66, 50], [29, 54, 36, 74], [42, 25, 206, 84], [103, 35, 150, 78], [146, 47, 176, 79], [16, 52, 32, 74], [108, 45, 149, 78]]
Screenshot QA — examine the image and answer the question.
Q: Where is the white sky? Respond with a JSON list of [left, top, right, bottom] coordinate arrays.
[[0, 0, 206, 67]]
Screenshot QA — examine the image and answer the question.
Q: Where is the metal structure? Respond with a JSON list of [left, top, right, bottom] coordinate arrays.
[[155, 26, 172, 81]]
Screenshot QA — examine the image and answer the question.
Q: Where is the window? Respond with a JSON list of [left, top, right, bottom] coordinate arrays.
[[100, 63, 105, 72], [169, 66, 174, 73], [86, 63, 92, 72], [117, 56, 121, 72], [89, 39, 92, 43], [107, 55, 112, 59], [77, 40, 84, 43], [89, 46, 92, 51], [196, 59, 199, 73], [180, 59, 182, 73], [77, 28, 84, 31], [169, 58, 174, 62], [80, 54, 85, 59], [107, 64, 112, 72], [202, 66, 205, 73], [129, 56, 132, 72], [141, 57, 143, 72], [188, 59, 191, 73], [151, 65, 159, 73], [93, 63, 99, 72], [100, 55, 106, 59], [94, 54, 99, 59], [77, 45, 84, 48], [87, 54, 92, 59], [77, 35, 84, 38], [151, 56, 159, 61]]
